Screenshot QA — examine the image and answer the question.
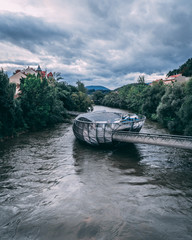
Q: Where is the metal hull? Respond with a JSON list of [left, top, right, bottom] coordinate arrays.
[[73, 111, 146, 146]]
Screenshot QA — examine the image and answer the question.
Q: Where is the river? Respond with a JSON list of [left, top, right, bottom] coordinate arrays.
[[0, 106, 192, 240]]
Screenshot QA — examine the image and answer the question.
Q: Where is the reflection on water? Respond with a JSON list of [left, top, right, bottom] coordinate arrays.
[[0, 106, 192, 240]]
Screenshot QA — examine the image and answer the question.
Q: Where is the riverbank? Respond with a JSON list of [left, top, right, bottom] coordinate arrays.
[[100, 79, 192, 136]]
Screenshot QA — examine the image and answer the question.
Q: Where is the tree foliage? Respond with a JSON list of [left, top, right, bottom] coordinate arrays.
[[56, 81, 92, 112], [157, 83, 185, 133], [102, 79, 192, 135], [76, 80, 87, 93], [92, 91, 106, 105], [0, 69, 17, 137], [167, 58, 192, 77], [137, 75, 145, 84], [19, 74, 65, 130], [178, 78, 192, 135], [0, 70, 93, 138], [142, 81, 165, 120]]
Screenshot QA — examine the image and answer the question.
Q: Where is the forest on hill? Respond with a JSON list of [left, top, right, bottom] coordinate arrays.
[[167, 58, 192, 77]]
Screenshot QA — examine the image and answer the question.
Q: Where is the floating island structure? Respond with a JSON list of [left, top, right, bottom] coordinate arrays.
[[73, 111, 146, 146]]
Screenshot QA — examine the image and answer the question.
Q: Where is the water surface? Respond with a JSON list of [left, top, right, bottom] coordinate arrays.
[[0, 106, 192, 240]]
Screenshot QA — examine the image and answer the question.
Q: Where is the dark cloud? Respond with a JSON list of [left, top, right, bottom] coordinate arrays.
[[0, 12, 70, 53], [1, 0, 192, 88], [0, 59, 37, 66]]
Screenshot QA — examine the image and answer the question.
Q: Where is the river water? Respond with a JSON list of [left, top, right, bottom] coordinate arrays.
[[0, 106, 192, 240]]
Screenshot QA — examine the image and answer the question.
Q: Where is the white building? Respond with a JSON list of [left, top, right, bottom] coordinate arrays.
[[9, 71, 27, 96]]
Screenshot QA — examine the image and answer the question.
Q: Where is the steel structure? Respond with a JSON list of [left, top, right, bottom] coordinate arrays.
[[72, 111, 192, 150], [73, 111, 146, 146], [113, 131, 192, 150]]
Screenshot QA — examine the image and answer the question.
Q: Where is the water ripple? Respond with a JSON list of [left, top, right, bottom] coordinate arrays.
[[0, 109, 192, 239]]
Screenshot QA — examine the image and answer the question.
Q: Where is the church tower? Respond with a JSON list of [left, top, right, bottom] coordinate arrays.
[[36, 65, 42, 74]]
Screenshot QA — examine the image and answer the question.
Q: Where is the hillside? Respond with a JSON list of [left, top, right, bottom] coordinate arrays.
[[167, 58, 192, 77], [86, 85, 110, 94], [86, 85, 110, 91]]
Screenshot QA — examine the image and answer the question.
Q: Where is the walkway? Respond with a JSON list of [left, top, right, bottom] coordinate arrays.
[[112, 131, 192, 150]]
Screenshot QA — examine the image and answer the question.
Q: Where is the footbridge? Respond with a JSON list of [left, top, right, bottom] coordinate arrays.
[[112, 131, 192, 150]]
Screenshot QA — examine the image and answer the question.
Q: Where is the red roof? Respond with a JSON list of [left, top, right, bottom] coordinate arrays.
[[167, 74, 181, 79], [47, 72, 53, 77], [41, 71, 46, 78]]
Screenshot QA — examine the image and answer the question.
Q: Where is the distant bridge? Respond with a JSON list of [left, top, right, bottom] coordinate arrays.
[[112, 131, 192, 150]]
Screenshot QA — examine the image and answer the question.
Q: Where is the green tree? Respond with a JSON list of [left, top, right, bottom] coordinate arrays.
[[0, 69, 16, 137], [19, 74, 65, 130], [125, 84, 148, 112], [53, 72, 63, 81], [92, 91, 105, 105], [76, 80, 87, 93], [167, 58, 192, 77], [56, 81, 92, 111], [142, 81, 165, 120], [102, 92, 122, 108], [137, 75, 145, 84], [178, 78, 192, 135], [71, 91, 93, 112], [157, 83, 185, 133]]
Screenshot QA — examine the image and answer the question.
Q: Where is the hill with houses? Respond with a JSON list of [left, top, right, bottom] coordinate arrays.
[[167, 58, 192, 77], [149, 58, 192, 85]]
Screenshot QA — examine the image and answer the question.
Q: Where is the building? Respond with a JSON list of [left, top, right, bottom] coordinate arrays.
[[9, 71, 26, 97], [150, 74, 191, 85], [9, 65, 53, 97], [23, 66, 37, 76], [166, 74, 190, 84]]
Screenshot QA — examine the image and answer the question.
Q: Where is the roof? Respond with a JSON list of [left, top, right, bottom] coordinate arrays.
[[36, 65, 42, 71], [166, 74, 182, 80], [41, 71, 46, 78], [76, 111, 122, 123], [23, 67, 37, 76], [47, 72, 53, 77], [9, 71, 27, 84]]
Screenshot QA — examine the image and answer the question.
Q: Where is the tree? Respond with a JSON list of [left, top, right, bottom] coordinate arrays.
[[53, 72, 63, 81], [157, 83, 185, 133], [142, 81, 165, 120], [92, 91, 105, 105], [137, 75, 145, 84], [71, 92, 93, 112], [19, 74, 65, 130], [178, 78, 192, 135], [0, 69, 17, 137], [56, 81, 92, 111], [167, 58, 192, 77], [76, 80, 87, 93], [125, 84, 148, 112]]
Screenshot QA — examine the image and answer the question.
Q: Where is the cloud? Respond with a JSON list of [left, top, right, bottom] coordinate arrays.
[[0, 12, 70, 53], [0, 0, 192, 88]]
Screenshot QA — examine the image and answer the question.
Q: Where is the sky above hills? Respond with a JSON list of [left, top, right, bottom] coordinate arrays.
[[0, 0, 192, 89]]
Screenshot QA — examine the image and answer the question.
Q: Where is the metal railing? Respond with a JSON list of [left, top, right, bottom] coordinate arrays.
[[112, 131, 192, 150]]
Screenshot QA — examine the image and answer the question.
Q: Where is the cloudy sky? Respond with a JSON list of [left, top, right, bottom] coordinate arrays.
[[0, 0, 192, 89]]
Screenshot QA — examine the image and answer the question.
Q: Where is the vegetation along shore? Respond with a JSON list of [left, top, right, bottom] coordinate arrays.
[[91, 58, 192, 136], [1, 57, 192, 140], [0, 69, 92, 140]]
